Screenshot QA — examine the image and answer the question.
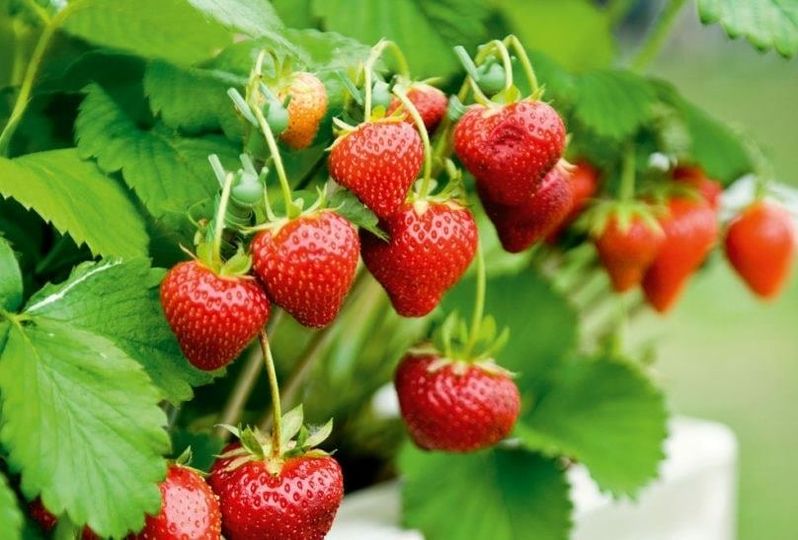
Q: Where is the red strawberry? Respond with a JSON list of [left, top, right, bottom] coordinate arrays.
[[360, 201, 478, 317], [160, 261, 270, 370], [329, 120, 423, 218], [673, 166, 723, 210], [251, 210, 359, 328], [131, 464, 221, 540], [642, 198, 718, 313], [595, 214, 665, 292], [209, 448, 343, 540], [454, 100, 566, 205], [29, 499, 99, 539], [725, 201, 795, 299], [479, 165, 573, 253], [386, 83, 448, 133], [395, 353, 520, 452], [279, 72, 328, 150], [546, 160, 600, 241]]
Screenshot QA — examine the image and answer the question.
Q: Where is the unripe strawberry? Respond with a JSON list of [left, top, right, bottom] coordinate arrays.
[[386, 83, 448, 133], [160, 261, 270, 370], [279, 72, 328, 149]]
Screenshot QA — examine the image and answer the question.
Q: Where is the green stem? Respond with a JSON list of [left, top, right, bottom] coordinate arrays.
[[253, 104, 293, 215], [464, 243, 486, 357], [487, 39, 514, 91], [258, 331, 283, 459], [21, 0, 50, 24], [630, 0, 688, 72], [393, 88, 432, 197], [503, 35, 539, 96], [363, 39, 410, 120], [212, 172, 235, 266], [619, 144, 636, 202]]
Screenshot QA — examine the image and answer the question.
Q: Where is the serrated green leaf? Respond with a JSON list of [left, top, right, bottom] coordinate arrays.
[[312, 0, 490, 77], [0, 236, 22, 312], [698, 0, 798, 58], [400, 445, 572, 540], [0, 149, 149, 258], [24, 258, 216, 403], [75, 83, 238, 237], [329, 189, 385, 238], [0, 319, 169, 537], [0, 472, 23, 540], [186, 0, 284, 37], [515, 355, 667, 497], [573, 69, 657, 141]]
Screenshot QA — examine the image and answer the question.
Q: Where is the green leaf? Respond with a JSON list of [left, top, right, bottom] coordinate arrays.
[[24, 259, 216, 403], [572, 70, 657, 141], [0, 319, 169, 537], [698, 0, 798, 58], [400, 445, 572, 540], [311, 0, 490, 77], [0, 236, 22, 312], [0, 472, 23, 540], [186, 0, 284, 36], [442, 268, 578, 398], [76, 84, 238, 236], [495, 0, 614, 71], [515, 355, 667, 497], [329, 189, 385, 239], [0, 149, 149, 258]]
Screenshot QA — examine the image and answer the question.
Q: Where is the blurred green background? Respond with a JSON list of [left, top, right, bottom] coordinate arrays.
[[629, 5, 798, 539]]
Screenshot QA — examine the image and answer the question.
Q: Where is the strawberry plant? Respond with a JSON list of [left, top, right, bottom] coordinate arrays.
[[0, 1, 796, 539]]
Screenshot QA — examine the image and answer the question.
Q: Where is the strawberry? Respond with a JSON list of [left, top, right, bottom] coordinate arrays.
[[29, 498, 99, 539], [209, 446, 343, 540], [546, 160, 600, 241], [160, 260, 270, 370], [642, 198, 718, 313], [360, 201, 478, 317], [278, 72, 328, 150], [479, 165, 573, 253], [595, 214, 665, 292], [329, 120, 423, 219], [395, 353, 520, 452], [673, 166, 723, 210], [454, 100, 566, 205], [386, 83, 448, 133], [251, 210, 360, 328], [131, 464, 221, 540], [725, 201, 795, 299]]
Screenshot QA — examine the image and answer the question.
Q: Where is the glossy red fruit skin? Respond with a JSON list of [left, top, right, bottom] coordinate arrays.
[[131, 464, 221, 540], [479, 166, 573, 253], [546, 161, 600, 242], [595, 215, 665, 292], [454, 100, 566, 205], [673, 166, 723, 210], [329, 121, 423, 219], [29, 499, 99, 539], [160, 261, 270, 370], [642, 198, 718, 313], [280, 72, 328, 150], [360, 201, 478, 317], [725, 201, 795, 299], [386, 83, 448, 133], [395, 354, 521, 452], [208, 449, 343, 540], [251, 211, 360, 328]]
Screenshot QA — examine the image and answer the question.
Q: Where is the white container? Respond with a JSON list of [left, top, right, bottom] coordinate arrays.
[[328, 417, 737, 540]]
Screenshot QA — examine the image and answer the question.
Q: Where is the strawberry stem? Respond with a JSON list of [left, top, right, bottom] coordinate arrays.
[[464, 242, 486, 357], [211, 172, 236, 267], [393, 87, 433, 197], [363, 39, 410, 120], [482, 39, 514, 92], [503, 35, 540, 97], [258, 331, 283, 459], [619, 144, 636, 202], [630, 0, 688, 72]]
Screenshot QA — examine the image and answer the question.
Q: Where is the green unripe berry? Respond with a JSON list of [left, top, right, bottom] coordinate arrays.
[[477, 62, 506, 96], [371, 80, 392, 109], [265, 102, 289, 135]]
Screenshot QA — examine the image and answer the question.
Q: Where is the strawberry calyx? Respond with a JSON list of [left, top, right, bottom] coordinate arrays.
[[217, 405, 334, 476], [579, 199, 664, 239], [169, 446, 211, 478], [430, 309, 512, 365], [407, 343, 515, 378]]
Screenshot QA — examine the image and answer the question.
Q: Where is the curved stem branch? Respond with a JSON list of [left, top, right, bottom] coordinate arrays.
[[503, 35, 539, 96], [258, 331, 283, 458], [363, 39, 409, 120], [253, 105, 293, 214], [630, 0, 688, 72], [393, 87, 432, 196], [212, 172, 235, 265], [619, 144, 636, 202]]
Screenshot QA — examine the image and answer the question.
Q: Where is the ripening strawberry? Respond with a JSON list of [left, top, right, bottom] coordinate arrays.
[[278, 72, 328, 150], [395, 353, 520, 452], [642, 198, 718, 313], [386, 83, 448, 133], [454, 100, 566, 205], [673, 166, 723, 210], [595, 214, 665, 292], [28, 499, 99, 539], [251, 210, 360, 328], [160, 261, 270, 370], [546, 160, 600, 241], [360, 201, 478, 317], [209, 447, 343, 540], [329, 120, 423, 218], [725, 201, 795, 299], [479, 165, 573, 253], [131, 464, 221, 540]]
